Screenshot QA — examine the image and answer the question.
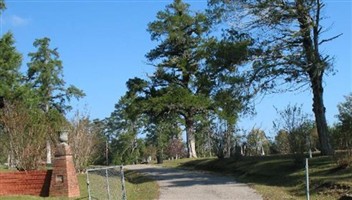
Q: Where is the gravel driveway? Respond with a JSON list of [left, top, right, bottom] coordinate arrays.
[[125, 164, 262, 200]]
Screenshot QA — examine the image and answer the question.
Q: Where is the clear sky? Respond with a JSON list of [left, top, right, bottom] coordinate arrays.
[[1, 0, 351, 137]]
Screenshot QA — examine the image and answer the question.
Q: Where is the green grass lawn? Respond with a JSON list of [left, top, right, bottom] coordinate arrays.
[[0, 169, 159, 200], [161, 155, 352, 200]]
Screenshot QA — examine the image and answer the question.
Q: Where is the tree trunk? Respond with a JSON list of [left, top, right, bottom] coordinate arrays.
[[311, 77, 334, 155], [46, 140, 52, 165], [7, 153, 11, 168], [185, 117, 197, 158], [157, 149, 163, 164], [44, 103, 52, 165], [295, 0, 334, 156], [224, 125, 232, 158]]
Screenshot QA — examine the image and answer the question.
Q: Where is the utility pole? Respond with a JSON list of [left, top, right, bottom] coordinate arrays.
[[105, 140, 109, 166]]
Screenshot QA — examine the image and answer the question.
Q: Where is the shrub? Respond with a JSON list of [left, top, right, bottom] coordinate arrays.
[[0, 101, 64, 170], [334, 153, 352, 169]]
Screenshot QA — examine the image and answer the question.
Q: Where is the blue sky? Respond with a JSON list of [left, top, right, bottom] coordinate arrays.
[[1, 0, 351, 137]]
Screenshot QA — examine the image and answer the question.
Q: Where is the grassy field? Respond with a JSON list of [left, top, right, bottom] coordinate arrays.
[[162, 155, 352, 200], [0, 169, 159, 200]]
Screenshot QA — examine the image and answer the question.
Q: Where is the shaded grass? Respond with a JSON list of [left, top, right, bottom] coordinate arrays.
[[124, 170, 159, 200], [162, 155, 352, 200], [0, 170, 159, 200]]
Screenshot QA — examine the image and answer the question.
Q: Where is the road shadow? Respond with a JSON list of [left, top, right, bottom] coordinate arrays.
[[126, 165, 245, 188]]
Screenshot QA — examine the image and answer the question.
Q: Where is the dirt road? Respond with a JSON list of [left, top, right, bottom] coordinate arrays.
[[125, 164, 262, 200]]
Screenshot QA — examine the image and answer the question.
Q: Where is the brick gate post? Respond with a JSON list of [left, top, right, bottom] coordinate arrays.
[[49, 131, 80, 197]]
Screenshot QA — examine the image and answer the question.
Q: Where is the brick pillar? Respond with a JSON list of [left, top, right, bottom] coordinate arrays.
[[49, 139, 80, 197]]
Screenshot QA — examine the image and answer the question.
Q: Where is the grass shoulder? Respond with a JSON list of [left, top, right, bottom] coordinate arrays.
[[124, 170, 159, 200], [161, 155, 352, 200]]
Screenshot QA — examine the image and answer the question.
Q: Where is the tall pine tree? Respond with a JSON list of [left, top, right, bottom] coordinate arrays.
[[27, 37, 85, 113], [146, 0, 213, 158], [147, 0, 251, 158], [0, 33, 22, 103], [209, 0, 338, 155], [27, 37, 85, 164]]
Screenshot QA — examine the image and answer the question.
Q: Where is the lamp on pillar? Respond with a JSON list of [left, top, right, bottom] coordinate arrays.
[[49, 130, 80, 197], [59, 130, 68, 143]]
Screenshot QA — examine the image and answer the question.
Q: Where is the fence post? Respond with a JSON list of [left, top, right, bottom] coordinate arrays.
[[120, 165, 127, 200], [87, 170, 91, 200], [306, 158, 310, 200], [105, 168, 111, 200]]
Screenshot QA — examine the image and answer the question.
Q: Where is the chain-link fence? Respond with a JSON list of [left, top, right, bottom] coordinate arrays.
[[86, 166, 127, 200]]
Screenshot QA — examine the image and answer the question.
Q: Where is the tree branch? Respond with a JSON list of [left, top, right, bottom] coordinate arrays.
[[319, 33, 343, 45]]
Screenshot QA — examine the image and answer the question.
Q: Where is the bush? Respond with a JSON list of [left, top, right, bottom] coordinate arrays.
[[334, 153, 352, 169], [333, 94, 352, 152], [165, 138, 186, 159], [293, 153, 306, 167], [69, 111, 105, 172], [0, 101, 65, 170]]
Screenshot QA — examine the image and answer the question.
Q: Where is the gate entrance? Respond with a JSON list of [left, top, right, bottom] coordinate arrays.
[[86, 166, 127, 200]]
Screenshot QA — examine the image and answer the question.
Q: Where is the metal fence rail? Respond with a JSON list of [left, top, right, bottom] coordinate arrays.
[[86, 166, 127, 200]]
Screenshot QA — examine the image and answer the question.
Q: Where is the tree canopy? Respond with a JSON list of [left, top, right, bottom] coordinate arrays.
[[0, 33, 22, 102], [27, 37, 85, 113]]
